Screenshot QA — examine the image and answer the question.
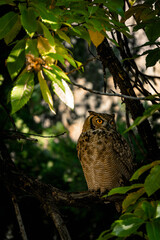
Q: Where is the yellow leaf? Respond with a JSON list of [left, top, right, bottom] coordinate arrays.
[[38, 70, 56, 114], [88, 29, 104, 48], [37, 36, 55, 55]]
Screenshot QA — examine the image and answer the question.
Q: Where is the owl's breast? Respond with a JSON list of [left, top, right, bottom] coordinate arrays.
[[77, 128, 133, 192]]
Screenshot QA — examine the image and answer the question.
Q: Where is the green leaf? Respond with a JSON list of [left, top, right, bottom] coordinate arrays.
[[124, 104, 160, 133], [146, 48, 160, 68], [25, 39, 39, 57], [88, 5, 99, 16], [19, 5, 37, 37], [7, 39, 26, 80], [37, 70, 56, 114], [97, 230, 114, 240], [43, 68, 74, 109], [155, 202, 160, 219], [46, 53, 65, 65], [141, 201, 156, 219], [144, 165, 160, 196], [56, 29, 73, 47], [105, 0, 124, 17], [0, 11, 18, 39], [0, 0, 15, 5], [108, 184, 144, 196], [43, 68, 65, 91], [4, 15, 21, 45], [11, 71, 34, 114], [122, 188, 145, 211], [112, 213, 144, 237], [52, 79, 74, 109], [64, 54, 77, 68], [31, 2, 60, 30], [145, 18, 160, 42], [38, 21, 55, 46], [71, 26, 91, 44], [51, 64, 71, 83], [146, 221, 160, 240], [131, 160, 160, 181]]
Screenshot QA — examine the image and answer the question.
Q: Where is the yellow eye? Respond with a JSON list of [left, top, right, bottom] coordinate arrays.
[[96, 119, 103, 124]]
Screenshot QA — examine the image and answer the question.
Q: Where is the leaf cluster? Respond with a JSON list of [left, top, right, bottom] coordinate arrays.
[[0, 0, 130, 114], [98, 160, 160, 240]]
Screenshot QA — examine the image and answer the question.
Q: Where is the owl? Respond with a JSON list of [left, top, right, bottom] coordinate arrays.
[[77, 111, 133, 195]]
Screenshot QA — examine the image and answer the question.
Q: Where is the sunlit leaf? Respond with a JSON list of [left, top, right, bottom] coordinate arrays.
[[51, 64, 71, 83], [25, 39, 39, 57], [131, 160, 160, 181], [144, 165, 160, 196], [43, 68, 74, 109], [19, 5, 37, 37], [37, 70, 56, 114], [4, 15, 21, 45], [53, 79, 74, 109], [11, 70, 34, 114], [0, 11, 18, 39], [39, 21, 55, 46], [112, 213, 144, 237], [31, 2, 60, 30], [88, 29, 104, 48], [37, 36, 54, 55], [7, 39, 26, 80], [46, 53, 65, 65], [155, 202, 160, 219]]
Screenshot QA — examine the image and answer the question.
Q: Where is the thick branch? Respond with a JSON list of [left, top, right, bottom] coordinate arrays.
[[97, 39, 160, 160], [0, 141, 124, 239]]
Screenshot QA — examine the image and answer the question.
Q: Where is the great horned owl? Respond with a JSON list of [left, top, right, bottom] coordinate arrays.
[[77, 111, 133, 194]]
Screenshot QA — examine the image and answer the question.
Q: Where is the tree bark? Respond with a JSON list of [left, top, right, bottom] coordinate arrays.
[[97, 39, 159, 160], [0, 140, 123, 240]]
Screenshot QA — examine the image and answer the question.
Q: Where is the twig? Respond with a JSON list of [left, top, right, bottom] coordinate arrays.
[[44, 203, 71, 240], [71, 80, 160, 101], [11, 194, 28, 240], [66, 57, 96, 75], [1, 130, 66, 141]]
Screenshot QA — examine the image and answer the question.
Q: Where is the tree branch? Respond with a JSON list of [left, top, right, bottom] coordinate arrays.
[[0, 130, 66, 142], [11, 194, 28, 240], [0, 141, 124, 240], [71, 80, 160, 102]]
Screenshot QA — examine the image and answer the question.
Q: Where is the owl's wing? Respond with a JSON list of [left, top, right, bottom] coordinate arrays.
[[111, 130, 133, 175]]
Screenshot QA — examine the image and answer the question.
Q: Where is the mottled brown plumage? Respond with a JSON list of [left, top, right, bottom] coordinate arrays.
[[77, 111, 133, 194]]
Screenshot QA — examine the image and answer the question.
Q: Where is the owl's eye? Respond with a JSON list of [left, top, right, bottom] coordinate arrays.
[[96, 119, 103, 124]]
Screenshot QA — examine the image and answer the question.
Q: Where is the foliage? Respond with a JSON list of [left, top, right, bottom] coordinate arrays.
[[98, 161, 160, 240], [125, 103, 160, 133], [0, 0, 160, 239], [1, 0, 159, 118]]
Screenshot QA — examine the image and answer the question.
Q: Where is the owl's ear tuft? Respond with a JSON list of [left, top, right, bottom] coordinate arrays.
[[88, 111, 96, 115]]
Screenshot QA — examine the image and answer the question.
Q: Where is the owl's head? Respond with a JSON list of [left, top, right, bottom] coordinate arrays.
[[82, 111, 116, 133]]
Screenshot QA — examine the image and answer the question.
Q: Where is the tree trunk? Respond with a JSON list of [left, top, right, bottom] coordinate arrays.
[[97, 39, 159, 160]]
